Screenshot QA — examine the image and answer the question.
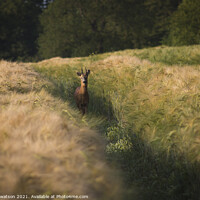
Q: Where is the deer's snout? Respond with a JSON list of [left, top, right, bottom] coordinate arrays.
[[82, 77, 87, 84]]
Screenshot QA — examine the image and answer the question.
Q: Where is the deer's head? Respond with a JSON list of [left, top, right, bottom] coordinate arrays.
[[77, 67, 90, 87]]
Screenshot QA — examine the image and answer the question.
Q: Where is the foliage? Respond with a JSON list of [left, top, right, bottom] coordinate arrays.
[[38, 0, 122, 59], [166, 0, 200, 45], [38, 0, 181, 59], [0, 0, 43, 60], [144, 0, 182, 46], [2, 0, 200, 60]]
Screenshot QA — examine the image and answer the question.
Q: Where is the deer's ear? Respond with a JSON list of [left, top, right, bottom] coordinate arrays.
[[77, 72, 81, 76], [87, 70, 90, 75]]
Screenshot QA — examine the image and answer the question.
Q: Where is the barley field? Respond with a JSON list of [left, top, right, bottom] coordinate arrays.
[[1, 45, 200, 200], [0, 60, 128, 200], [34, 45, 200, 200]]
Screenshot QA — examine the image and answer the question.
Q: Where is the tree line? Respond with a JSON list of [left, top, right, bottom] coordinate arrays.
[[0, 0, 199, 61]]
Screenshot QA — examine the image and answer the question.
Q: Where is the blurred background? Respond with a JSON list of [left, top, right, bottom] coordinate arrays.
[[0, 0, 199, 61]]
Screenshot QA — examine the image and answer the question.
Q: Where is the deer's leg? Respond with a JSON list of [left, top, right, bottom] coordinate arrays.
[[77, 103, 83, 112], [82, 108, 85, 115], [85, 106, 88, 114], [80, 104, 86, 115]]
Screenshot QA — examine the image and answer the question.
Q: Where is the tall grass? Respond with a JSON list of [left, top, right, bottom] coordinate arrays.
[[0, 60, 128, 199], [130, 45, 200, 65], [34, 45, 200, 200]]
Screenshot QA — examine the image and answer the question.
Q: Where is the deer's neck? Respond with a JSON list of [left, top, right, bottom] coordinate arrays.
[[80, 83, 87, 94]]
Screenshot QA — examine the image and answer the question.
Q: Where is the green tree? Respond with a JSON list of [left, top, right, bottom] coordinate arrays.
[[38, 0, 182, 59], [143, 0, 182, 46], [109, 0, 150, 48], [0, 0, 43, 60], [166, 0, 200, 45], [107, 0, 181, 47], [38, 0, 126, 59]]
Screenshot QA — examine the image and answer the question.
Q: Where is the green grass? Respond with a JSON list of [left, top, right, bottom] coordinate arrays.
[[130, 45, 200, 65], [33, 45, 200, 200], [0, 60, 131, 199]]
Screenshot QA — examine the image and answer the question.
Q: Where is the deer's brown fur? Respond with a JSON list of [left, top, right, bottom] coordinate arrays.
[[74, 68, 90, 115]]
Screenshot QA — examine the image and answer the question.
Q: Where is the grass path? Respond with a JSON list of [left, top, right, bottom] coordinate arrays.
[[0, 60, 129, 200]]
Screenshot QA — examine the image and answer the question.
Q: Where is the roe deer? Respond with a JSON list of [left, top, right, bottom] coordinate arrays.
[[74, 67, 90, 115]]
